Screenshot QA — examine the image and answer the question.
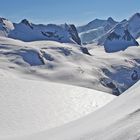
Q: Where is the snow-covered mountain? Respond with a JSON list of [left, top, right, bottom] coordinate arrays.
[[77, 17, 118, 44], [103, 23, 139, 52], [0, 17, 14, 36], [0, 18, 81, 45], [96, 13, 140, 52], [77, 13, 140, 49], [77, 19, 107, 33], [127, 13, 140, 39]]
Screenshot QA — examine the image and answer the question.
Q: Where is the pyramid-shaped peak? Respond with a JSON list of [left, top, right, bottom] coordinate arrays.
[[21, 19, 32, 25], [129, 13, 140, 21], [133, 13, 140, 17], [106, 17, 117, 25], [107, 17, 114, 22], [20, 19, 33, 29]]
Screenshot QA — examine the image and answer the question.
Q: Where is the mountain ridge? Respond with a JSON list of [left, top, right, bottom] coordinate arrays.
[[0, 18, 81, 45], [77, 13, 140, 46]]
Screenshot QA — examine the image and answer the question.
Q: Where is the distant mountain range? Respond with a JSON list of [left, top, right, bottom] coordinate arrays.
[[77, 13, 140, 45], [77, 17, 118, 44], [0, 13, 140, 53], [0, 18, 81, 45]]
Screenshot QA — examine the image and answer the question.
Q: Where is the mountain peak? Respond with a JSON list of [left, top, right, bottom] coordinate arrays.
[[20, 19, 33, 29], [134, 13, 140, 18], [21, 19, 32, 25], [129, 13, 140, 21], [106, 17, 117, 25], [107, 17, 114, 22]]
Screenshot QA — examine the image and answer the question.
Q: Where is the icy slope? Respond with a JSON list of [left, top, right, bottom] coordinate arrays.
[[10, 78, 140, 140], [0, 70, 115, 138]]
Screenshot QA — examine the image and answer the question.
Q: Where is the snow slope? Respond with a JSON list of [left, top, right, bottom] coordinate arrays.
[[0, 37, 140, 95], [7, 77, 140, 140], [0, 69, 115, 138]]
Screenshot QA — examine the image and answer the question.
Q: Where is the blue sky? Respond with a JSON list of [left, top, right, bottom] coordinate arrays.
[[0, 0, 139, 25]]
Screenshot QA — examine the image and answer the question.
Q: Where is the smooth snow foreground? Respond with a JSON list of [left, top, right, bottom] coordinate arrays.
[[6, 80, 140, 140], [0, 72, 115, 139]]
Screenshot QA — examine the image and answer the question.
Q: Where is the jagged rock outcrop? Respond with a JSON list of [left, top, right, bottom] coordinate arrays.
[[0, 17, 14, 36]]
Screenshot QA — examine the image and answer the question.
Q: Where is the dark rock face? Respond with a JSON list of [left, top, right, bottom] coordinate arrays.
[[107, 32, 121, 41], [21, 19, 33, 29], [68, 24, 81, 45], [131, 70, 139, 81], [64, 24, 81, 45], [135, 13, 140, 18], [123, 30, 133, 41], [0, 17, 7, 23], [107, 29, 138, 43], [80, 47, 91, 55], [103, 25, 139, 53], [100, 77, 121, 96]]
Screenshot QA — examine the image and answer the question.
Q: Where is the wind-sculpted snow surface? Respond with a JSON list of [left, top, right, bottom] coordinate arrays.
[[6, 79, 140, 140], [0, 69, 115, 138]]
